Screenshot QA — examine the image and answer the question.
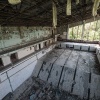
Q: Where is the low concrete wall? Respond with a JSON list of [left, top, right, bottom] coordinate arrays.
[[0, 38, 54, 67], [57, 42, 98, 52], [56, 42, 100, 64], [0, 44, 56, 100]]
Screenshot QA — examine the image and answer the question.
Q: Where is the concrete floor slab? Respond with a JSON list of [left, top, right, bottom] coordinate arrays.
[[48, 64, 63, 86], [90, 73, 100, 100], [10, 48, 100, 100], [72, 69, 89, 99]]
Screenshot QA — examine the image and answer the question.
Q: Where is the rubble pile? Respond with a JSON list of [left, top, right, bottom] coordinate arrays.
[[18, 77, 83, 100]]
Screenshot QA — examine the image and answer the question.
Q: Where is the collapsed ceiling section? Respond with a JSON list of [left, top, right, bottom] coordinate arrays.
[[0, 0, 100, 26]]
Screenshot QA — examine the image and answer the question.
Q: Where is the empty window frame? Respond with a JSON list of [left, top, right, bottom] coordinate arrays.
[[68, 20, 100, 41], [10, 53, 18, 63], [0, 58, 3, 67]]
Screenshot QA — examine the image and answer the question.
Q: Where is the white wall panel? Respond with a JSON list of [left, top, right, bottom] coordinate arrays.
[[10, 60, 37, 90], [0, 44, 55, 99], [0, 73, 7, 82], [7, 56, 37, 77], [0, 79, 12, 100]]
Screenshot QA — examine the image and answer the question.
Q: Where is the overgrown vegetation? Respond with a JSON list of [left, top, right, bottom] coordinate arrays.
[[69, 20, 100, 41]]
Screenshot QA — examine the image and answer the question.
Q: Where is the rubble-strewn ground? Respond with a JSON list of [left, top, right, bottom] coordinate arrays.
[[11, 76, 83, 100], [10, 48, 100, 100]]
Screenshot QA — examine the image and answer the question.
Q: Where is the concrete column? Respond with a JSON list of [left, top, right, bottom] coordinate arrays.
[[81, 20, 85, 40], [66, 24, 69, 39], [40, 42, 44, 48]]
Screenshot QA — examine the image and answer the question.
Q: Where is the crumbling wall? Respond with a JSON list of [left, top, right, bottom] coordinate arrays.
[[0, 26, 52, 49]]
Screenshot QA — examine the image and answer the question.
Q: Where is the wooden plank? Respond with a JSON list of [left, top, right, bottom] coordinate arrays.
[[90, 74, 100, 99], [59, 51, 79, 92]]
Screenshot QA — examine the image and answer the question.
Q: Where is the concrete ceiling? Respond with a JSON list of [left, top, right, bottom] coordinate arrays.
[[0, 0, 99, 26]]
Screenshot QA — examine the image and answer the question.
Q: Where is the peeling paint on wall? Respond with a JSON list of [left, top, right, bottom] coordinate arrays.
[[0, 26, 52, 49]]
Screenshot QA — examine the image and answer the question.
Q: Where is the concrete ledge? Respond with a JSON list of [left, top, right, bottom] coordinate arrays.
[[57, 42, 99, 52], [57, 42, 100, 64], [74, 45, 81, 50], [89, 47, 96, 52]]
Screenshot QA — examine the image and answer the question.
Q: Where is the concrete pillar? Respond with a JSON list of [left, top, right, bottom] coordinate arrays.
[[47, 40, 50, 46], [36, 44, 39, 50], [66, 24, 69, 39], [81, 20, 85, 40], [40, 42, 44, 48], [50, 39, 52, 44]]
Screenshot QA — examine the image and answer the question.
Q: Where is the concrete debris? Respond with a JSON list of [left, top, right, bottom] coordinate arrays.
[[9, 48, 100, 100], [29, 77, 83, 100]]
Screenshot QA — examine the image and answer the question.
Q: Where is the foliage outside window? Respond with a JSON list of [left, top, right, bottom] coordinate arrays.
[[69, 20, 100, 41]]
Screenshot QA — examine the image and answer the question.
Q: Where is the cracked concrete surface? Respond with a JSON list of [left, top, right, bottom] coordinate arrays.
[[9, 48, 100, 100]]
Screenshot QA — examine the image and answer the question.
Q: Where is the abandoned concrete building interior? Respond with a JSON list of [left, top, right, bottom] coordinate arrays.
[[0, 0, 100, 100]]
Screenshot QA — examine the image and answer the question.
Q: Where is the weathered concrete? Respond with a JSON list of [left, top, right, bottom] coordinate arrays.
[[1, 56, 11, 66], [32, 48, 100, 100], [11, 76, 82, 100], [3, 48, 100, 100], [0, 27, 52, 49], [59, 51, 79, 92], [0, 44, 55, 100]]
